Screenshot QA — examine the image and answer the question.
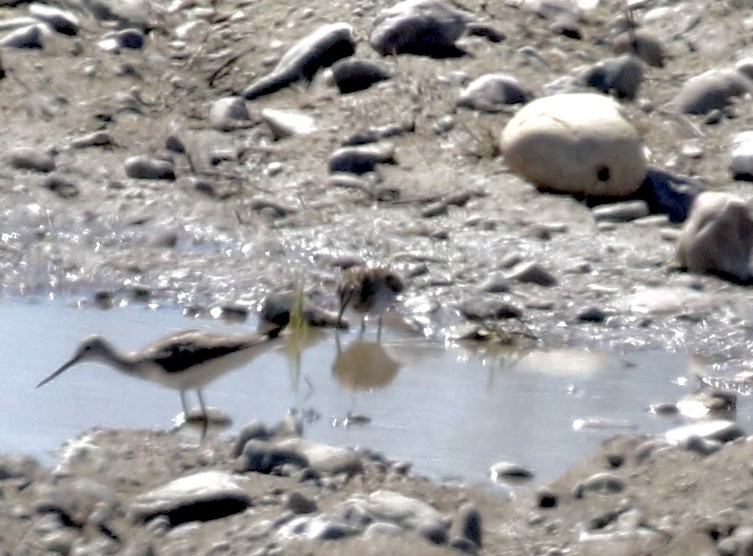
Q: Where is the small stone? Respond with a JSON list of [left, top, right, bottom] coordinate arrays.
[[330, 58, 391, 94], [668, 70, 751, 115], [42, 173, 78, 199], [459, 296, 523, 320], [457, 73, 530, 111], [665, 419, 744, 445], [479, 272, 511, 293], [284, 490, 317, 514], [124, 156, 175, 180], [450, 502, 482, 547], [209, 97, 250, 132], [29, 4, 79, 36], [490, 461, 534, 482], [1, 24, 45, 48], [261, 108, 316, 140], [506, 262, 557, 287], [577, 306, 607, 323], [329, 143, 396, 174], [536, 488, 558, 509], [8, 147, 55, 172], [592, 200, 649, 222], [421, 201, 448, 218], [574, 472, 624, 496]]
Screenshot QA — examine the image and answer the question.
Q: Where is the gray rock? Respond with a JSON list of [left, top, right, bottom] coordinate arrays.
[[243, 23, 355, 100], [284, 491, 317, 514], [582, 55, 643, 100], [576, 306, 607, 323], [70, 130, 115, 148], [574, 472, 625, 496], [633, 165, 705, 223], [665, 419, 744, 445], [239, 439, 309, 474], [8, 147, 55, 172], [129, 471, 252, 525], [82, 0, 153, 29], [277, 438, 363, 476], [261, 108, 316, 140], [331, 58, 391, 94], [730, 132, 753, 180], [506, 262, 557, 287], [669, 70, 751, 115], [421, 201, 448, 218], [364, 521, 404, 538], [209, 96, 250, 132], [513, 0, 580, 20], [736, 57, 753, 80], [457, 73, 530, 112], [370, 0, 468, 57], [450, 503, 482, 547], [277, 516, 360, 541], [613, 30, 665, 68], [42, 173, 78, 199], [342, 122, 413, 146], [232, 421, 274, 457], [29, 3, 79, 36], [328, 143, 396, 174], [465, 22, 505, 42], [124, 156, 175, 180], [101, 28, 144, 50], [340, 499, 374, 528], [591, 200, 649, 222], [490, 461, 534, 481], [459, 296, 522, 320], [479, 272, 511, 293], [364, 490, 445, 531], [1, 24, 45, 48], [418, 520, 449, 544]]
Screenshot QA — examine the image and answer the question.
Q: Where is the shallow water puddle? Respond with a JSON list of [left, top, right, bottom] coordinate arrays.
[[2, 299, 750, 486]]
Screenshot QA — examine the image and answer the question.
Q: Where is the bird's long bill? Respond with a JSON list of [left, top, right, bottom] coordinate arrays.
[[36, 356, 79, 388]]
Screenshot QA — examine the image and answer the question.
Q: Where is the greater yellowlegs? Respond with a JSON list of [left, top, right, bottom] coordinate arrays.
[[337, 265, 405, 339], [36, 326, 283, 420]]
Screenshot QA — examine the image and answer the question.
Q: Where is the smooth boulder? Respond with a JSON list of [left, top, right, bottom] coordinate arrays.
[[501, 93, 647, 196], [677, 191, 753, 283], [668, 69, 751, 115], [370, 0, 467, 57]]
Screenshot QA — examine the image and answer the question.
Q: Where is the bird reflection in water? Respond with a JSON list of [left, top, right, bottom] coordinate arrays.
[[332, 334, 401, 425]]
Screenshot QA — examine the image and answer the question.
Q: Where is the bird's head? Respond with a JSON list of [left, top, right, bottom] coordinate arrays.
[[36, 335, 114, 388]]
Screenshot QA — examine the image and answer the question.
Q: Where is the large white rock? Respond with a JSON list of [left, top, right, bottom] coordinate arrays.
[[677, 191, 753, 282], [501, 93, 647, 196]]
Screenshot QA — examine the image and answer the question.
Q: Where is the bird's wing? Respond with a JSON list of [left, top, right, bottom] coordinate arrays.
[[144, 331, 267, 374]]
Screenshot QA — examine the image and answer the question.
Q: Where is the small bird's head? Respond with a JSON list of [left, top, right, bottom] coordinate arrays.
[[36, 335, 114, 388]]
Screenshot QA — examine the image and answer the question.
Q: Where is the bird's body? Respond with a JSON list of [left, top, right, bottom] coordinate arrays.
[[338, 265, 405, 338], [36, 327, 282, 419]]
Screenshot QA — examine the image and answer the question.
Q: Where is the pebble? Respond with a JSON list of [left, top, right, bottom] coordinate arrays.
[[573, 472, 625, 497], [677, 191, 753, 283], [577, 306, 607, 323], [239, 439, 308, 474], [635, 165, 704, 223], [668, 70, 751, 115], [284, 490, 317, 514], [1, 24, 45, 48], [421, 201, 448, 218], [450, 502, 482, 547], [490, 461, 534, 481], [328, 143, 396, 174], [124, 156, 175, 180], [330, 58, 391, 94], [70, 130, 115, 148], [209, 96, 251, 132], [581, 55, 643, 100], [8, 147, 55, 172], [370, 0, 467, 56], [591, 200, 649, 222], [363, 490, 446, 533], [506, 262, 557, 287], [261, 108, 316, 140], [457, 73, 530, 111], [342, 122, 413, 146], [29, 4, 79, 36], [479, 272, 511, 293], [364, 521, 404, 538], [729, 131, 753, 180], [664, 419, 744, 445], [243, 23, 355, 100], [459, 296, 523, 320], [100, 28, 144, 51], [129, 471, 252, 525], [465, 22, 505, 42], [501, 93, 647, 197], [613, 30, 666, 67], [536, 487, 559, 509]]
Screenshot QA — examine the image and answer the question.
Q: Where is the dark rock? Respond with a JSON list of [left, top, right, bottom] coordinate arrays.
[[582, 55, 643, 100], [490, 461, 534, 481], [506, 262, 557, 287], [536, 488, 558, 509], [243, 23, 356, 100], [577, 307, 607, 323], [464, 22, 504, 43], [239, 439, 309, 474], [418, 520, 449, 544], [284, 491, 317, 514], [124, 156, 175, 180], [457, 73, 530, 111], [231, 421, 274, 457], [450, 503, 482, 547], [342, 122, 413, 146], [1, 24, 44, 48], [209, 96, 250, 132], [328, 143, 396, 174], [8, 147, 55, 172], [632, 165, 705, 223], [669, 70, 751, 115], [331, 58, 391, 94], [29, 4, 79, 36], [129, 471, 252, 526], [459, 296, 523, 320], [42, 174, 78, 199], [370, 0, 468, 57]]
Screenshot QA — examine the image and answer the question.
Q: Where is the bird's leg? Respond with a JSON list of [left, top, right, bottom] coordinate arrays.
[[180, 390, 189, 417], [197, 389, 208, 421], [360, 315, 366, 335], [377, 315, 383, 342]]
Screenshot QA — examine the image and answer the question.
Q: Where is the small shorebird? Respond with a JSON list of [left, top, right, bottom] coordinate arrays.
[[36, 327, 283, 420], [337, 265, 406, 339]]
